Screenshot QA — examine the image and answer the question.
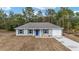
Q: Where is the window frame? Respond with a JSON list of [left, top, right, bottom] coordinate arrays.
[[43, 29, 49, 34], [18, 29, 24, 34], [28, 29, 33, 34]]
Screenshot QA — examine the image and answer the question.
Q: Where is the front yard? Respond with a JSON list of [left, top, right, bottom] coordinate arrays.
[[0, 30, 70, 51]]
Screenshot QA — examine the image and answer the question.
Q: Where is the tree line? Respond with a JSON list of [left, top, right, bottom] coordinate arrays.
[[0, 7, 79, 33]]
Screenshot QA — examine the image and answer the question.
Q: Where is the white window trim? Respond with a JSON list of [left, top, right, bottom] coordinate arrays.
[[28, 29, 33, 35], [43, 29, 49, 34], [18, 29, 24, 34]]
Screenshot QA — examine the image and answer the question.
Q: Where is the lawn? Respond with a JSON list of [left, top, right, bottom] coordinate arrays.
[[0, 30, 70, 51]]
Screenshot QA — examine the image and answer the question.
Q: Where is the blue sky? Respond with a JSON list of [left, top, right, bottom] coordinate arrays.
[[0, 7, 79, 14]]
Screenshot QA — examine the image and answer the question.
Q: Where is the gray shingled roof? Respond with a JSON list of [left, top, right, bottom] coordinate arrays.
[[15, 22, 63, 29]]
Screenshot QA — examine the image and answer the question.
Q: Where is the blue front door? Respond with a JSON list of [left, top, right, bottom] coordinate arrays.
[[35, 30, 39, 36]]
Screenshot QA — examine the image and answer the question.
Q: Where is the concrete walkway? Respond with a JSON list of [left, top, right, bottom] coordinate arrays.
[[54, 36, 79, 51]]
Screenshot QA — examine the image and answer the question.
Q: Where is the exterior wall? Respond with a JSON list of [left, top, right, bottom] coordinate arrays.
[[16, 29, 28, 36], [38, 29, 52, 38], [40, 30, 42, 37], [16, 29, 63, 37], [16, 29, 37, 36], [52, 29, 63, 37], [49, 29, 52, 35]]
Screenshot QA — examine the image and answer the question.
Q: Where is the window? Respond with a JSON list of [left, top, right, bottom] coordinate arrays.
[[43, 29, 49, 34], [28, 29, 33, 34], [18, 29, 24, 34]]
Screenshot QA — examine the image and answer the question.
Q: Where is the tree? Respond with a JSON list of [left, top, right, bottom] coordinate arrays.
[[57, 7, 74, 33], [5, 13, 25, 31], [0, 9, 7, 29], [0, 7, 79, 33], [71, 16, 79, 32], [37, 10, 43, 17], [45, 8, 56, 23], [34, 10, 43, 22], [14, 14, 25, 26], [23, 7, 34, 22], [76, 12, 79, 16]]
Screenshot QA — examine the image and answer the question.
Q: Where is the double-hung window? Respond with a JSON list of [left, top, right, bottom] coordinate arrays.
[[28, 29, 33, 34], [18, 29, 24, 34], [43, 29, 49, 34]]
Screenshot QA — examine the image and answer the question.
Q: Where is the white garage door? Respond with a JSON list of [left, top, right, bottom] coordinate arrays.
[[52, 29, 62, 37]]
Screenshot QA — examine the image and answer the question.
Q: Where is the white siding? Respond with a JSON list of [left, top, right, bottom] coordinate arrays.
[[32, 30, 35, 36], [16, 29, 18, 36], [16, 29, 28, 36], [38, 29, 52, 38], [39, 30, 42, 37], [24, 30, 28, 35], [16, 29, 63, 37], [52, 29, 62, 37], [49, 29, 52, 35]]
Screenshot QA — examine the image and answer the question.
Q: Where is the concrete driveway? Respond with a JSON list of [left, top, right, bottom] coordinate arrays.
[[54, 36, 79, 51]]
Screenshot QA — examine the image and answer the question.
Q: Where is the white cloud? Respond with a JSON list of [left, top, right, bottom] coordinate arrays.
[[74, 11, 79, 13], [34, 11, 38, 15], [0, 7, 11, 15], [0, 7, 11, 11], [35, 7, 46, 10], [36, 7, 57, 10], [46, 7, 57, 9]]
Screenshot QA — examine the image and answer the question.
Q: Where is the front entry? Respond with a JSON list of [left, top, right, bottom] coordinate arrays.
[[35, 30, 40, 36]]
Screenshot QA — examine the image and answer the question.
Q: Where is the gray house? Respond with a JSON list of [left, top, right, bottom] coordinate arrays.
[[15, 22, 63, 38]]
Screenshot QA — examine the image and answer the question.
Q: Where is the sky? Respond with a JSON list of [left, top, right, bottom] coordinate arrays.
[[0, 7, 79, 15]]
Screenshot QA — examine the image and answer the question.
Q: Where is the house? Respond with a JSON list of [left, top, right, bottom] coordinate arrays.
[[15, 22, 63, 38]]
